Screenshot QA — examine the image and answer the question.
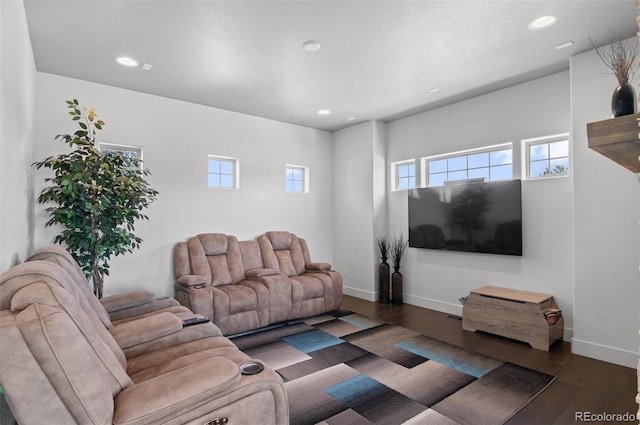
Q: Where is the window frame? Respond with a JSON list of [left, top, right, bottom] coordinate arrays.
[[98, 142, 143, 170], [207, 155, 239, 189], [421, 143, 513, 187], [391, 159, 416, 191], [522, 133, 571, 180], [285, 164, 309, 193]]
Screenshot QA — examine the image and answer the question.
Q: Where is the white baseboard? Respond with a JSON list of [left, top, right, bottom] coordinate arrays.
[[571, 338, 639, 369], [344, 290, 576, 344], [403, 293, 463, 316], [342, 285, 377, 302]]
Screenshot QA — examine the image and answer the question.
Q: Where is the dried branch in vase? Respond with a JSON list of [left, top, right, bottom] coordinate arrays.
[[590, 32, 638, 85]]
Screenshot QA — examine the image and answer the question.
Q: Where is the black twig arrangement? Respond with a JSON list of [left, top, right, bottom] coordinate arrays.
[[590, 32, 638, 85], [390, 234, 408, 270], [377, 235, 390, 262]]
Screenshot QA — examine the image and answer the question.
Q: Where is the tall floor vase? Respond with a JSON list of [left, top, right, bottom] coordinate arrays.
[[378, 260, 390, 303], [391, 266, 403, 305]]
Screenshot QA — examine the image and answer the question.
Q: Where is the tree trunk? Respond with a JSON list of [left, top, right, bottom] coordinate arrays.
[[91, 267, 103, 299]]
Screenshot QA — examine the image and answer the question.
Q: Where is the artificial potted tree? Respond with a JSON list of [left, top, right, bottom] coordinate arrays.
[[33, 99, 158, 298]]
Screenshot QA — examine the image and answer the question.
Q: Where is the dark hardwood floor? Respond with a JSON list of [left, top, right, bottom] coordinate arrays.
[[340, 295, 638, 425]]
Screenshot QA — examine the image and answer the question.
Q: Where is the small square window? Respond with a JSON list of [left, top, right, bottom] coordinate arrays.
[[286, 165, 309, 193], [208, 155, 239, 189], [392, 160, 416, 191], [524, 134, 570, 179]]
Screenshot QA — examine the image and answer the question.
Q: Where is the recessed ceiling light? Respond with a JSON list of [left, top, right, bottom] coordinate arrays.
[[303, 41, 321, 52], [555, 41, 574, 50], [527, 15, 557, 30], [347, 117, 355, 121], [115, 56, 139, 67], [429, 87, 440, 93], [317, 109, 331, 115], [142, 63, 153, 71]]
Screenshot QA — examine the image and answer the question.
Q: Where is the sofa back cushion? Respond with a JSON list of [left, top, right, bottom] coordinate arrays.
[[26, 245, 113, 328], [1, 260, 128, 370], [14, 299, 117, 423], [259, 231, 306, 277], [184, 234, 245, 286], [239, 240, 264, 272]]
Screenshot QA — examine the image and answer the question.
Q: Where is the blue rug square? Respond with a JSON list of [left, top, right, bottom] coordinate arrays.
[[283, 329, 344, 353], [325, 375, 389, 407]]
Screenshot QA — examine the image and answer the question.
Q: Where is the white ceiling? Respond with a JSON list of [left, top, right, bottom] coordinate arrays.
[[23, 0, 637, 132]]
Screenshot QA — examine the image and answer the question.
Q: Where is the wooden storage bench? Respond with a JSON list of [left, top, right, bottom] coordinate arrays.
[[462, 285, 563, 351]]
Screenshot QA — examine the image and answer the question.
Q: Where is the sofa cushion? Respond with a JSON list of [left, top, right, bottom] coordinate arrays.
[[218, 285, 258, 315], [207, 255, 234, 286], [291, 275, 324, 299], [113, 357, 241, 425], [109, 312, 183, 349]]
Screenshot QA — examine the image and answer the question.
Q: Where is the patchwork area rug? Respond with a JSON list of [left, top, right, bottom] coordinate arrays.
[[231, 310, 555, 425]]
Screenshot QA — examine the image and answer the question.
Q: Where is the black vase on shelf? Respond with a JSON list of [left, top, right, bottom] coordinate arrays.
[[378, 260, 390, 304], [391, 266, 403, 305], [611, 83, 637, 117]]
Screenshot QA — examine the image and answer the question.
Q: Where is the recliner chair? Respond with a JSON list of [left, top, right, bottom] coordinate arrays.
[[0, 260, 288, 425], [25, 246, 223, 359]]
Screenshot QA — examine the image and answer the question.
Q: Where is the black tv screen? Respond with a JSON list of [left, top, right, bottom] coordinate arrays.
[[408, 180, 522, 256]]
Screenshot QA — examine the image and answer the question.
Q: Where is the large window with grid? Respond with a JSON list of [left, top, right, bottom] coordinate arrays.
[[391, 159, 416, 191], [423, 144, 513, 187], [207, 155, 238, 189], [524, 134, 570, 179]]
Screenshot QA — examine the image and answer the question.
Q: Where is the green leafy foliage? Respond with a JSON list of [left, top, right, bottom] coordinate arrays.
[[33, 100, 158, 298], [540, 164, 569, 177]]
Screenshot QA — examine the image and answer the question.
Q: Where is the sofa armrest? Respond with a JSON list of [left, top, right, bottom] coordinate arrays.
[[113, 357, 241, 425], [100, 290, 156, 313], [109, 312, 183, 349], [176, 274, 209, 287], [108, 297, 181, 323], [245, 268, 280, 278], [305, 262, 331, 271]]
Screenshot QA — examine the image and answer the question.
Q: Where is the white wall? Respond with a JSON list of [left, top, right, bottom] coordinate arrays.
[[0, 0, 36, 272], [32, 73, 334, 297], [570, 44, 640, 368], [333, 121, 384, 300], [385, 72, 574, 336]]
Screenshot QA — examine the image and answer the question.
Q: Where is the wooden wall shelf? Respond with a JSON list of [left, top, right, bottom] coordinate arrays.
[[587, 113, 640, 173]]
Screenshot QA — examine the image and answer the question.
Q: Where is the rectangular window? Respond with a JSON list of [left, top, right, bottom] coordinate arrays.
[[286, 165, 309, 193], [523, 134, 570, 179], [98, 142, 143, 169], [208, 155, 239, 189], [392, 159, 416, 191], [423, 143, 512, 187]]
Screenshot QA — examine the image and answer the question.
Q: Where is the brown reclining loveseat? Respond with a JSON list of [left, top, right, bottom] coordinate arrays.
[[174, 231, 343, 335], [0, 253, 288, 424]]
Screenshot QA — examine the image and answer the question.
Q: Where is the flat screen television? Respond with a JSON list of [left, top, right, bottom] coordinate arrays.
[[408, 179, 522, 256]]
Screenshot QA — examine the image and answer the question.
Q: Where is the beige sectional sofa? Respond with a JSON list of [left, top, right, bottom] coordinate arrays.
[[0, 247, 288, 425], [174, 231, 343, 335]]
